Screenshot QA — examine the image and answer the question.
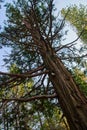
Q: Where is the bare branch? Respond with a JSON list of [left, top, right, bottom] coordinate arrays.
[[2, 94, 57, 102], [52, 8, 70, 40], [62, 53, 87, 60], [0, 70, 48, 78], [55, 29, 84, 52], [64, 29, 84, 45]]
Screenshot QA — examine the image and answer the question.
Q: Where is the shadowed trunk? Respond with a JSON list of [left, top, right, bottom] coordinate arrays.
[[42, 46, 87, 130]]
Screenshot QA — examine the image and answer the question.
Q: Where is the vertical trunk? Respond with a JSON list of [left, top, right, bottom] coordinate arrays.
[[41, 45, 87, 130]]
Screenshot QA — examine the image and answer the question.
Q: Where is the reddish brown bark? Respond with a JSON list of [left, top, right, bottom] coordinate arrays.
[[43, 49, 87, 130], [24, 21, 87, 129]]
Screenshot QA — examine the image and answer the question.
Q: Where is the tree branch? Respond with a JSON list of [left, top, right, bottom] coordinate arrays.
[[2, 94, 57, 102], [62, 53, 87, 60], [0, 70, 48, 78], [55, 29, 84, 52]]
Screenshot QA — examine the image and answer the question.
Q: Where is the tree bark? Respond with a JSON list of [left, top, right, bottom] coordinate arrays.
[[24, 22, 87, 130], [41, 44, 87, 130]]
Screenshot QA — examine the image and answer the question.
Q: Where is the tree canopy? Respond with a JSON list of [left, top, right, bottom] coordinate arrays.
[[61, 5, 87, 44], [0, 1, 87, 130]]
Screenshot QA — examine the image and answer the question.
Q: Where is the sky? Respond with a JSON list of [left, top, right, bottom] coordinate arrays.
[[0, 0, 87, 72]]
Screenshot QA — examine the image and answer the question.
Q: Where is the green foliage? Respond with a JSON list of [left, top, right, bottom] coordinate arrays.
[[0, 0, 87, 130], [42, 107, 69, 130], [0, 0, 56, 71], [0, 65, 34, 129], [61, 5, 87, 43], [72, 69, 87, 96]]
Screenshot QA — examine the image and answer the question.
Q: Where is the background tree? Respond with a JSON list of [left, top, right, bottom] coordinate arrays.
[[0, 0, 87, 130], [61, 5, 87, 43], [72, 68, 87, 96], [61, 5, 87, 75]]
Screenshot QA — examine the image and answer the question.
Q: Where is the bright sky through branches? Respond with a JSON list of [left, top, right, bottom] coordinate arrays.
[[0, 0, 87, 71]]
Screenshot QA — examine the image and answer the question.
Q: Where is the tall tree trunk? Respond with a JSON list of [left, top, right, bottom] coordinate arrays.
[[41, 44, 87, 130], [24, 22, 87, 130]]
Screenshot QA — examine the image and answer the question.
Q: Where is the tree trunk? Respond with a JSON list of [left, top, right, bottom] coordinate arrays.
[[24, 22, 87, 130], [40, 44, 87, 130]]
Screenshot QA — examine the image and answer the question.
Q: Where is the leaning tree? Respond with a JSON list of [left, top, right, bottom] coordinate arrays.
[[0, 0, 87, 130]]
